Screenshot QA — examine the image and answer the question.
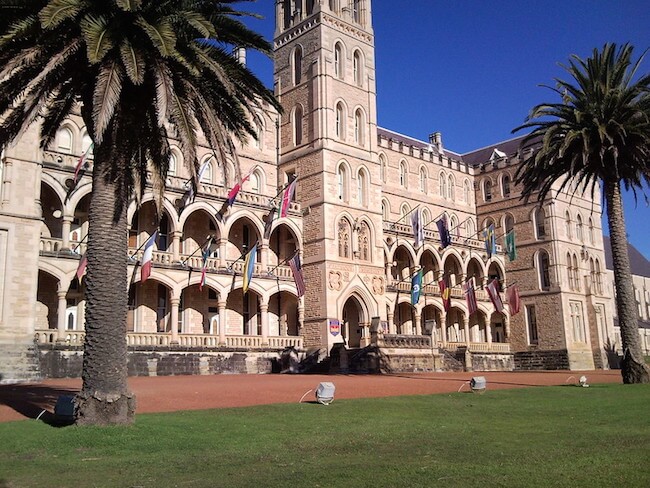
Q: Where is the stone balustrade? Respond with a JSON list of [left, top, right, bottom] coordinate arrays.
[[440, 341, 511, 353], [380, 334, 432, 349]]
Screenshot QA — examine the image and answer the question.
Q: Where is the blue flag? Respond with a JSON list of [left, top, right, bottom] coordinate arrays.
[[436, 216, 451, 248], [242, 243, 258, 293], [411, 269, 423, 306], [484, 224, 496, 258]]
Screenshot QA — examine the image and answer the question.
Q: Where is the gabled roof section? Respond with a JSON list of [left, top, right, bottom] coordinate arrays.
[[462, 134, 531, 167], [603, 236, 650, 278], [376, 127, 463, 159]]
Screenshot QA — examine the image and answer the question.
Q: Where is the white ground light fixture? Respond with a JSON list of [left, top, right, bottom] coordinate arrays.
[[470, 376, 487, 393], [316, 382, 335, 405]]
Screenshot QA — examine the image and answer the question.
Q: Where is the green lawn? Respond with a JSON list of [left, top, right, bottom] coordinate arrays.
[[1, 384, 649, 488]]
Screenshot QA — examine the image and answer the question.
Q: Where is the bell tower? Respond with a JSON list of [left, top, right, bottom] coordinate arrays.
[[274, 0, 385, 352]]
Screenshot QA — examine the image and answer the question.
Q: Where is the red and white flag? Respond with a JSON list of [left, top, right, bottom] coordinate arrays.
[[73, 143, 94, 183], [278, 179, 297, 218], [486, 278, 504, 313], [75, 254, 87, 280], [288, 252, 306, 297], [226, 167, 255, 207], [463, 280, 478, 315], [140, 231, 158, 282], [507, 285, 521, 315]]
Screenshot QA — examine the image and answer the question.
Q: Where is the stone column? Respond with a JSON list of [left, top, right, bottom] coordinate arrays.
[[56, 290, 67, 341], [172, 231, 182, 263], [387, 311, 395, 334], [260, 301, 269, 346], [219, 239, 227, 268], [298, 299, 304, 331], [414, 311, 422, 336], [1, 158, 12, 207], [260, 243, 269, 273], [218, 300, 227, 345], [504, 316, 510, 341], [440, 313, 447, 346], [385, 262, 393, 286], [463, 315, 470, 346], [486, 320, 493, 347], [170, 297, 180, 344], [61, 216, 72, 250]]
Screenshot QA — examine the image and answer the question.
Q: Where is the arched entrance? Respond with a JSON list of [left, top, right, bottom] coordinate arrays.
[[342, 296, 367, 348]]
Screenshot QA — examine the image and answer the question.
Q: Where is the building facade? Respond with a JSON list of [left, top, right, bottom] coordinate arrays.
[[0, 0, 620, 381]]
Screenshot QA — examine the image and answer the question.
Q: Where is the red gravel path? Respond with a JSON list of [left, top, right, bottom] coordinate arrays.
[[0, 370, 622, 423]]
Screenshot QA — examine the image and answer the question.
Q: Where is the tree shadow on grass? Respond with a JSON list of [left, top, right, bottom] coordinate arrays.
[[0, 384, 79, 426]]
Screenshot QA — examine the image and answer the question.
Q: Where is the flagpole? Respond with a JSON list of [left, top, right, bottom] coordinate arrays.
[[389, 204, 420, 229], [180, 236, 214, 266], [422, 210, 448, 230], [71, 234, 88, 254], [227, 240, 260, 272], [128, 230, 159, 262], [266, 249, 299, 276]]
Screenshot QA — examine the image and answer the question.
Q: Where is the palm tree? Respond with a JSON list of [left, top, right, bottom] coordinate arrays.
[[514, 43, 650, 383], [0, 0, 280, 424]]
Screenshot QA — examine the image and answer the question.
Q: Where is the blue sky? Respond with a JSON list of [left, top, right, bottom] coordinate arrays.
[[241, 0, 650, 258]]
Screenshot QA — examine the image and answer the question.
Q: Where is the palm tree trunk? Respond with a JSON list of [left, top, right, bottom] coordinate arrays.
[[603, 180, 650, 383], [75, 142, 136, 424]]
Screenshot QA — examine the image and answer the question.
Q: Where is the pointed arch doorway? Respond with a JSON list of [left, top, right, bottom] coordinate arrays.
[[342, 295, 368, 348]]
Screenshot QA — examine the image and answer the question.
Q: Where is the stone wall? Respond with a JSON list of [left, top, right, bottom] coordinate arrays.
[[513, 349, 570, 370]]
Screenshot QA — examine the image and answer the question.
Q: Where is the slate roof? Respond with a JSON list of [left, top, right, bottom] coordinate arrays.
[[603, 236, 650, 278]]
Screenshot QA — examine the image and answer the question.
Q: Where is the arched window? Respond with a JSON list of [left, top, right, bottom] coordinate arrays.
[[253, 122, 263, 149], [81, 133, 93, 156], [422, 208, 431, 227], [504, 214, 515, 233], [400, 203, 410, 219], [466, 218, 475, 239], [57, 127, 73, 153], [336, 163, 348, 201], [595, 259, 603, 294], [354, 109, 364, 145], [200, 161, 213, 183], [538, 250, 551, 290], [353, 50, 363, 86], [588, 218, 595, 245], [329, 0, 338, 12], [439, 172, 447, 198], [293, 46, 302, 85], [419, 167, 427, 193], [382, 199, 390, 221], [535, 207, 546, 239], [338, 218, 351, 258], [464, 179, 471, 204], [294, 105, 303, 145], [306, 0, 315, 15], [447, 174, 455, 200], [357, 169, 367, 206], [168, 153, 177, 176], [502, 174, 511, 197], [250, 170, 261, 194], [352, 0, 361, 23], [335, 102, 345, 139], [379, 154, 387, 182], [565, 211, 572, 239], [576, 214, 584, 242], [450, 215, 458, 237], [358, 221, 371, 261], [567, 253, 574, 290], [334, 43, 343, 79], [484, 179, 492, 202], [589, 258, 596, 293], [399, 161, 407, 188]]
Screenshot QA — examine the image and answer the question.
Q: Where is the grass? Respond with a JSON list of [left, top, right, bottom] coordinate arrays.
[[1, 384, 649, 487]]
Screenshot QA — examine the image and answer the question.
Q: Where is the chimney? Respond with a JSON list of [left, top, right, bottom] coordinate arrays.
[[429, 132, 443, 153]]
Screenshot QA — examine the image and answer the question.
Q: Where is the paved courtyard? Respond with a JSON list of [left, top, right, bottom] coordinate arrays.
[[0, 370, 622, 423]]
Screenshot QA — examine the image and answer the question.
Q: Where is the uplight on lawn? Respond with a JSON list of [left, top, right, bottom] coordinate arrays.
[[298, 382, 336, 405]]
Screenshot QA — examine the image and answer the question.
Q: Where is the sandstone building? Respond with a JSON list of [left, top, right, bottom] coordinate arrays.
[[0, 0, 624, 381]]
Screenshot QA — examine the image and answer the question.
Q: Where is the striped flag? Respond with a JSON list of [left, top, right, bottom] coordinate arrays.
[[288, 252, 306, 297], [242, 243, 258, 294], [486, 278, 504, 313], [199, 237, 213, 291], [140, 231, 158, 282], [73, 143, 94, 183], [507, 285, 521, 315], [75, 253, 87, 280], [278, 179, 297, 218], [463, 280, 478, 315], [226, 167, 255, 208], [411, 208, 423, 248], [439, 277, 451, 312]]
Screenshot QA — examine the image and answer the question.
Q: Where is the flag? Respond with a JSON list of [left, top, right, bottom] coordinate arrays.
[[411, 269, 423, 306], [75, 253, 87, 280], [486, 278, 504, 313], [463, 280, 478, 315], [505, 230, 517, 261], [278, 179, 297, 218], [141, 231, 158, 282], [199, 238, 213, 291], [226, 167, 255, 207], [288, 252, 306, 297], [483, 224, 496, 258], [263, 206, 277, 239], [242, 242, 258, 293], [73, 143, 94, 183], [439, 277, 451, 312], [181, 159, 211, 208], [436, 216, 451, 248], [507, 285, 521, 315], [411, 208, 423, 248]]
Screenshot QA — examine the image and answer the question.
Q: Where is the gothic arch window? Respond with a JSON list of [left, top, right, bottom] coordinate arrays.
[[200, 159, 213, 183], [422, 208, 431, 227], [450, 215, 458, 237], [595, 258, 603, 294], [293, 105, 303, 146], [447, 174, 455, 200], [334, 42, 343, 79], [250, 169, 262, 194], [379, 154, 387, 182], [504, 214, 515, 233], [336, 162, 349, 201], [537, 250, 551, 290], [502, 174, 511, 197], [293, 45, 303, 85], [354, 108, 364, 145], [567, 252, 574, 290], [419, 167, 427, 193], [358, 221, 371, 261], [464, 179, 472, 204], [306, 0, 315, 15], [253, 121, 264, 149], [382, 199, 390, 221], [588, 217, 595, 245], [565, 211, 572, 239], [352, 0, 362, 24], [335, 102, 345, 140], [56, 127, 73, 153], [589, 258, 596, 293], [329, 0, 339, 13], [357, 168, 368, 207], [400, 203, 410, 220], [338, 218, 352, 258], [573, 253, 580, 290], [81, 132, 93, 155], [576, 214, 584, 242], [353, 50, 363, 86], [534, 207, 546, 239], [466, 218, 475, 239], [399, 161, 408, 188], [484, 179, 492, 202], [168, 152, 177, 177]]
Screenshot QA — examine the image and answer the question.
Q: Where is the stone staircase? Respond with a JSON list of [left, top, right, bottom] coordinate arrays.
[[0, 343, 42, 384]]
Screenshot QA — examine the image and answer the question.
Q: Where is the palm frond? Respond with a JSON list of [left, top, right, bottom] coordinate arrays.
[[38, 0, 83, 29], [92, 58, 124, 144]]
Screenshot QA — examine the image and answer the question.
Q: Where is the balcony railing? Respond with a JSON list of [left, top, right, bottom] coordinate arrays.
[[440, 341, 511, 353], [35, 329, 303, 350], [384, 221, 502, 253]]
